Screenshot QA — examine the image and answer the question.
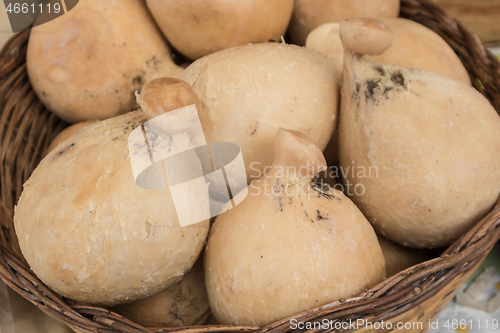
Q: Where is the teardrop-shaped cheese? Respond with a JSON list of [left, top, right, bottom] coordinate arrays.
[[179, 43, 340, 182], [205, 128, 385, 325], [338, 18, 500, 248]]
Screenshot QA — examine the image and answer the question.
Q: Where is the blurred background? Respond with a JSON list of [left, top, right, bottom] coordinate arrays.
[[433, 0, 500, 48]]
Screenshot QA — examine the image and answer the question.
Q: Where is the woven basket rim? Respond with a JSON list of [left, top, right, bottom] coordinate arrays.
[[1, 0, 500, 332]]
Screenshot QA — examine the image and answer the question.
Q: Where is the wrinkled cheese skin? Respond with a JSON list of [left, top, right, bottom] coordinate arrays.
[[27, 0, 183, 123], [205, 174, 385, 326], [180, 43, 340, 182], [15, 111, 209, 306], [339, 54, 500, 248]]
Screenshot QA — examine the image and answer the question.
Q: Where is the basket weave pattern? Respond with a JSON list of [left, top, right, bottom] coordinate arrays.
[[1, 0, 500, 332]]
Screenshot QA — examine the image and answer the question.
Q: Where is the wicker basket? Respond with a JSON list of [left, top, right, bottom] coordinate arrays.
[[1, 0, 500, 332]]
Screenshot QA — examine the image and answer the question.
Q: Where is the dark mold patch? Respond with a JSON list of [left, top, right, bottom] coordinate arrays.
[[272, 179, 284, 212], [311, 182, 339, 202], [145, 55, 160, 70], [383, 86, 394, 99], [365, 80, 380, 99], [124, 120, 139, 132], [391, 72, 407, 88], [355, 82, 361, 95], [317, 210, 325, 220], [377, 67, 387, 76], [249, 121, 259, 136], [132, 75, 144, 86], [57, 143, 75, 156], [353, 82, 362, 105]]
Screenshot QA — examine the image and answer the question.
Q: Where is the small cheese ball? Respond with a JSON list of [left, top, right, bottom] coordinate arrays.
[[113, 257, 210, 327], [378, 236, 428, 277]]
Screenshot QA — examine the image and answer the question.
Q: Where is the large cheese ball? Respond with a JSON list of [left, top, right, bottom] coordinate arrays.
[[289, 0, 400, 45], [179, 43, 340, 181], [45, 120, 98, 155], [27, 0, 183, 123], [146, 0, 294, 59], [205, 129, 385, 325], [15, 111, 209, 306], [338, 18, 500, 248]]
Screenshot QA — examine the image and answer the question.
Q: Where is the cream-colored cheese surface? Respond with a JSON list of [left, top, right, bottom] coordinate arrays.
[[15, 111, 209, 306], [180, 43, 340, 182]]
